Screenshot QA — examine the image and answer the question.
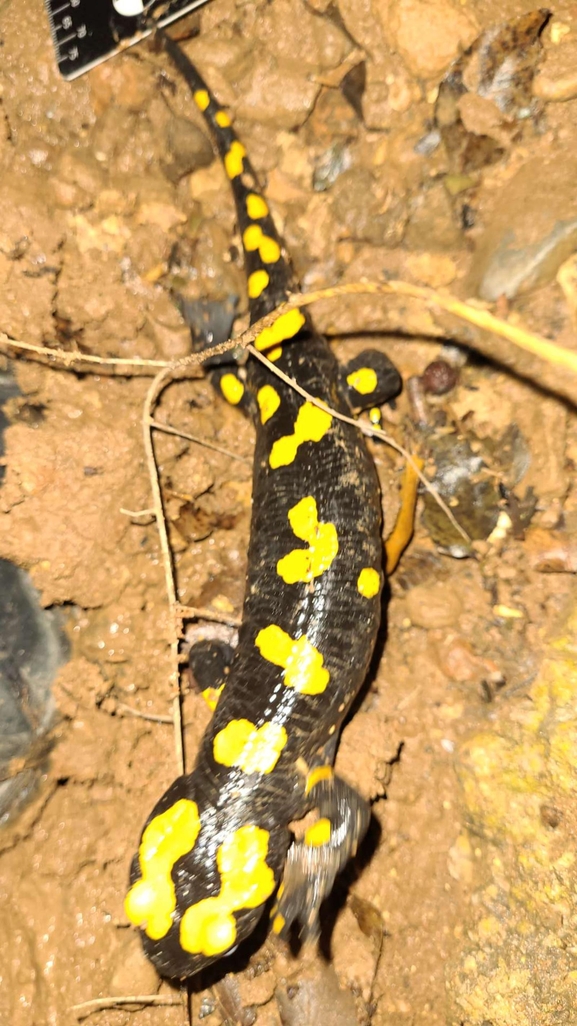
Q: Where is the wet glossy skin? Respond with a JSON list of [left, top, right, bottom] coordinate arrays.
[[125, 33, 385, 979]]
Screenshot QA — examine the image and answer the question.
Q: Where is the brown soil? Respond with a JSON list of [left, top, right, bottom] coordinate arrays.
[[1, 1, 576, 1024]]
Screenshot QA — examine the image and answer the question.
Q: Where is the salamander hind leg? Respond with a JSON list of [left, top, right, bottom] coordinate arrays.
[[342, 349, 402, 413], [270, 773, 371, 943]]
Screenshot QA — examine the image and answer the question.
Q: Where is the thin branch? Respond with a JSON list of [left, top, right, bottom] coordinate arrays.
[[176, 603, 242, 628], [71, 994, 183, 1020], [0, 331, 171, 371], [3, 279, 575, 389], [148, 417, 250, 464], [142, 367, 184, 779], [115, 702, 173, 724], [276, 281, 577, 375]]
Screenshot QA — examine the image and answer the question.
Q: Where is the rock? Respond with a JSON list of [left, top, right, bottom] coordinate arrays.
[[447, 594, 577, 1025], [89, 56, 157, 116], [135, 201, 187, 232], [163, 117, 215, 183], [405, 251, 457, 288], [469, 151, 577, 300], [331, 168, 407, 246], [386, 0, 479, 79], [404, 581, 462, 629], [557, 253, 577, 326], [533, 28, 577, 102], [234, 56, 320, 130]]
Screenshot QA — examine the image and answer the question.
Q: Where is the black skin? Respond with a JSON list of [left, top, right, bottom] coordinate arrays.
[[129, 31, 399, 981]]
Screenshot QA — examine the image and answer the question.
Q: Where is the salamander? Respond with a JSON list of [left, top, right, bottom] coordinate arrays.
[[125, 31, 401, 980]]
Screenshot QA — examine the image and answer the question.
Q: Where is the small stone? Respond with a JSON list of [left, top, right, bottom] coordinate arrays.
[[89, 56, 156, 115], [234, 56, 320, 130], [331, 168, 407, 246], [163, 117, 215, 183], [557, 253, 577, 326], [237, 969, 276, 1008], [405, 251, 457, 288], [469, 151, 577, 301], [422, 359, 459, 395], [135, 201, 187, 231], [404, 581, 462, 629], [386, 0, 479, 79]]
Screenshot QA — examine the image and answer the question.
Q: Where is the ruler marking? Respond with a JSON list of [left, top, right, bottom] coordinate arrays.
[[57, 30, 78, 45]]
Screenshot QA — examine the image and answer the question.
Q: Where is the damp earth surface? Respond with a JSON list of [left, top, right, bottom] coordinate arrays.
[[1, 0, 577, 1024]]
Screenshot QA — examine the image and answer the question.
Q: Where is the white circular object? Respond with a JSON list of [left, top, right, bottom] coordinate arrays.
[[112, 0, 145, 17]]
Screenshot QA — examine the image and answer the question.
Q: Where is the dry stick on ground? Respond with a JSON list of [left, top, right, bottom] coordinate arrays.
[[0, 330, 170, 371], [71, 994, 184, 1020], [3, 280, 577, 390], [143, 365, 186, 774], [148, 418, 251, 464]]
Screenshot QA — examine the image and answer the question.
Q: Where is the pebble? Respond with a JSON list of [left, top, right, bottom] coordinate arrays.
[[163, 117, 215, 183], [404, 581, 462, 629], [234, 56, 320, 130], [331, 168, 408, 246], [533, 30, 577, 102], [385, 0, 478, 78], [422, 359, 459, 395], [404, 251, 457, 288], [469, 151, 577, 301], [524, 527, 577, 573]]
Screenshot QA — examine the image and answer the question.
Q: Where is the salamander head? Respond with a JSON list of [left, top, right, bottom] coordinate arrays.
[[125, 772, 289, 979]]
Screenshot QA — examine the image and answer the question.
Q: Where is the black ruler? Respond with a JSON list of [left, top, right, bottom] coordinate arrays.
[[43, 0, 211, 80]]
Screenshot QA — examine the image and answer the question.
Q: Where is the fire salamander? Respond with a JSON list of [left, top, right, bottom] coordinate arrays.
[[125, 31, 402, 979]]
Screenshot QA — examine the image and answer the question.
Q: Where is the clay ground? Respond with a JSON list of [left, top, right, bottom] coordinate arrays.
[[1, 0, 577, 1023]]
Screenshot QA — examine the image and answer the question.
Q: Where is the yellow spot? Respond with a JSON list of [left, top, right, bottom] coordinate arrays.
[[125, 799, 201, 940], [272, 912, 286, 934], [268, 346, 282, 362], [255, 310, 305, 354], [224, 140, 247, 179], [214, 110, 231, 127], [194, 89, 210, 112], [259, 236, 281, 263], [255, 625, 330, 695], [180, 825, 275, 956], [277, 496, 338, 584], [347, 367, 378, 395], [269, 403, 332, 469], [242, 224, 281, 264], [202, 684, 224, 712], [257, 385, 281, 424], [357, 567, 381, 598], [305, 765, 333, 795], [213, 718, 287, 774], [220, 373, 245, 406], [246, 193, 269, 219], [248, 269, 270, 299], [304, 817, 331, 847], [369, 407, 381, 426], [243, 224, 263, 251]]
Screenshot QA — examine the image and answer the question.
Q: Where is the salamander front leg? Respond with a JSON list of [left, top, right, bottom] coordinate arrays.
[[188, 639, 235, 711], [271, 774, 371, 943], [341, 349, 402, 413]]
